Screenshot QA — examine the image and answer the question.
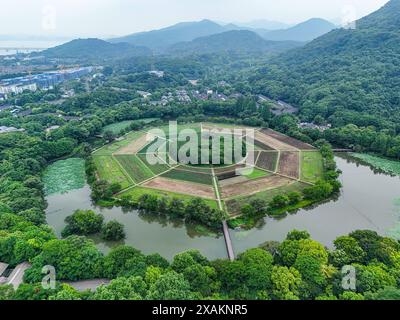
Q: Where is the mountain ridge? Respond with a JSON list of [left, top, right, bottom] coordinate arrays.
[[259, 18, 336, 42], [166, 30, 303, 55], [40, 38, 152, 59]]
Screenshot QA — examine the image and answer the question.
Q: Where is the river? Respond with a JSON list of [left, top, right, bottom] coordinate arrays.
[[45, 154, 400, 260]]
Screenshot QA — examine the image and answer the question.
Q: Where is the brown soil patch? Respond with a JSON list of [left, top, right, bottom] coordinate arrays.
[[143, 177, 216, 199], [114, 133, 154, 155], [219, 176, 248, 187], [256, 151, 279, 172], [261, 129, 315, 150], [255, 131, 298, 151], [278, 151, 300, 179], [221, 175, 292, 199]]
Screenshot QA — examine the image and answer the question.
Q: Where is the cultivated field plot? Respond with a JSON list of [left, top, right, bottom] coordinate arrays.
[[136, 153, 171, 175], [114, 155, 155, 183], [301, 151, 324, 183], [261, 129, 315, 150], [137, 136, 169, 154], [220, 175, 293, 199], [225, 181, 308, 215], [93, 131, 146, 156], [278, 151, 300, 179], [93, 156, 132, 189], [161, 168, 213, 185], [143, 177, 216, 199], [114, 132, 154, 155], [254, 131, 298, 151], [177, 165, 213, 174], [256, 151, 279, 172], [254, 139, 275, 151]]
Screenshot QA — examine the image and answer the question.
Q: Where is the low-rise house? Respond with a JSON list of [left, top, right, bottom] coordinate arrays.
[[148, 70, 164, 78], [212, 93, 228, 101], [46, 125, 60, 133], [298, 122, 332, 131], [137, 90, 152, 99]]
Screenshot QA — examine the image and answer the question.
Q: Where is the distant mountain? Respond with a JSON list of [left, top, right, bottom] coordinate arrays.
[[109, 19, 229, 51], [235, 19, 291, 30], [259, 18, 336, 42], [41, 38, 151, 59], [166, 30, 303, 56]]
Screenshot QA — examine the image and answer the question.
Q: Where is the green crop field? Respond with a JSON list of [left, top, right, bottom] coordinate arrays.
[[118, 186, 219, 210], [93, 156, 132, 189], [301, 151, 324, 183], [115, 155, 155, 183], [138, 136, 169, 154], [137, 153, 171, 175], [225, 181, 308, 215], [161, 169, 213, 185], [239, 167, 270, 180]]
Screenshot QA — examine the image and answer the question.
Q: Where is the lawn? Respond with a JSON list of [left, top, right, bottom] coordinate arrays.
[[93, 155, 132, 189], [225, 181, 308, 215], [301, 151, 324, 183], [118, 186, 219, 210], [161, 168, 214, 185], [137, 153, 171, 175], [115, 155, 155, 183]]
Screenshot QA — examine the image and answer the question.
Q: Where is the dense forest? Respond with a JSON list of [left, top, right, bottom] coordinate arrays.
[[250, 0, 400, 158]]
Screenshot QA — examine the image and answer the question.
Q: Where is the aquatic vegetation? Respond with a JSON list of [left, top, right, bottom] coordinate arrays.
[[351, 153, 400, 176], [43, 158, 86, 195]]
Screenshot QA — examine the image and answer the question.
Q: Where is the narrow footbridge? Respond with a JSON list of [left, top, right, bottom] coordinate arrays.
[[222, 221, 235, 261]]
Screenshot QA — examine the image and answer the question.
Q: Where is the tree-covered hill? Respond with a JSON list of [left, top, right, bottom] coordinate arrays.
[[41, 38, 152, 59], [250, 0, 400, 132], [166, 30, 303, 56]]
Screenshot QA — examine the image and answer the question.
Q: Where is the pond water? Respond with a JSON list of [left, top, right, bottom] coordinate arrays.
[[45, 154, 400, 260]]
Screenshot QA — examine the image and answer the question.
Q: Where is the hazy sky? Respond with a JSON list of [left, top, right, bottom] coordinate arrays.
[[0, 0, 390, 38]]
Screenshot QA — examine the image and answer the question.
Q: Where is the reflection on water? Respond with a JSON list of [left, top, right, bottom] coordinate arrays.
[[46, 154, 400, 260], [46, 185, 226, 260]]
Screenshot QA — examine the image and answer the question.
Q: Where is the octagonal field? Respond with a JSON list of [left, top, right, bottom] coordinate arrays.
[[92, 122, 324, 216]]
